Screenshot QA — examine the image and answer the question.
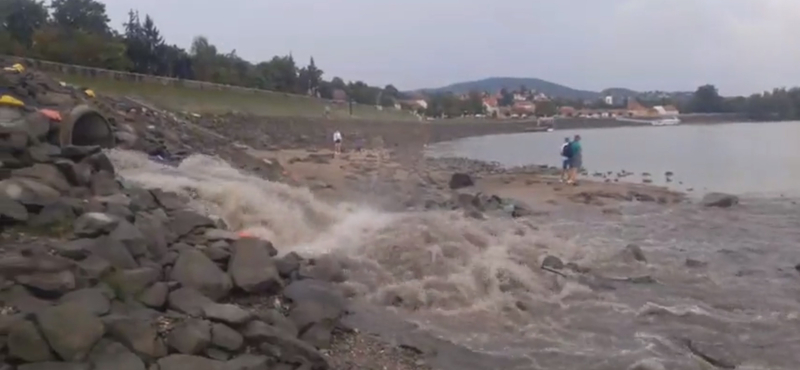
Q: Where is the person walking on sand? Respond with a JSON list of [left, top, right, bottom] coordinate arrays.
[[333, 130, 343, 154], [567, 134, 583, 185], [559, 137, 572, 182]]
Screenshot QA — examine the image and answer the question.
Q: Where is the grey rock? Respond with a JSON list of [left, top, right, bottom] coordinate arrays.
[[89, 339, 146, 370], [157, 354, 224, 370], [109, 267, 162, 299], [203, 242, 231, 262], [54, 238, 95, 260], [701, 192, 739, 208], [90, 170, 120, 196], [205, 347, 231, 361], [284, 279, 347, 332], [623, 244, 647, 263], [255, 309, 298, 338], [541, 255, 565, 270], [53, 158, 85, 186], [224, 354, 273, 370], [211, 323, 243, 352], [60, 145, 100, 160], [204, 229, 239, 241], [203, 303, 253, 325], [241, 321, 327, 367], [105, 316, 168, 360], [37, 303, 105, 361], [169, 209, 215, 237], [7, 319, 55, 362], [59, 288, 111, 316], [110, 220, 149, 257], [15, 270, 76, 296], [168, 287, 215, 316], [77, 254, 112, 280], [299, 255, 345, 283], [135, 211, 169, 259], [18, 363, 89, 370], [0, 193, 28, 223], [11, 163, 70, 193], [299, 321, 335, 349], [448, 172, 474, 190], [150, 189, 185, 211], [73, 212, 119, 237], [275, 252, 302, 277], [89, 235, 138, 270], [167, 319, 212, 355], [81, 152, 115, 175], [138, 282, 169, 308], [0, 285, 52, 313], [0, 177, 60, 210], [171, 249, 232, 301], [685, 258, 708, 268], [228, 238, 282, 294], [27, 198, 77, 227], [124, 187, 157, 212], [28, 143, 61, 163]]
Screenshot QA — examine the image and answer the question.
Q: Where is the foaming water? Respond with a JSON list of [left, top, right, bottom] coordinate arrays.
[[107, 149, 800, 370]]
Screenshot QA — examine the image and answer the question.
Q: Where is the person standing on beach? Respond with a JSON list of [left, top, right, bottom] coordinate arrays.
[[567, 134, 582, 185], [560, 137, 572, 182], [333, 130, 343, 154]]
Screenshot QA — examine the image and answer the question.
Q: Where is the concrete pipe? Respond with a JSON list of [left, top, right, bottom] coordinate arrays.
[[59, 104, 115, 148]]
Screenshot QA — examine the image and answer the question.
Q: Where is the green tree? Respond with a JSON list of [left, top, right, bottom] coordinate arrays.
[[50, 0, 111, 35], [0, 0, 48, 47], [689, 84, 724, 113], [499, 88, 514, 106]]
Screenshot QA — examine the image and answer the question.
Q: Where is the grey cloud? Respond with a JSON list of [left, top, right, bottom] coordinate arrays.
[[101, 0, 800, 95]]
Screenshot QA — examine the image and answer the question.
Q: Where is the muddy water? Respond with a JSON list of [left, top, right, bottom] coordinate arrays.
[[107, 149, 800, 370], [428, 121, 800, 197]]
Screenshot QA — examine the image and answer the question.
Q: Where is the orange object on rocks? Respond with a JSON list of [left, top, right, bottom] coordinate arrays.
[[237, 231, 254, 238], [39, 109, 62, 122]]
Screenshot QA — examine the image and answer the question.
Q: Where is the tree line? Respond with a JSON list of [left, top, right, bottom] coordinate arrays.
[[0, 0, 402, 106], [683, 84, 800, 121]]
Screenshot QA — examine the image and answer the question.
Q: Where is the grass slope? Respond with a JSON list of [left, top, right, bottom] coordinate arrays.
[[53, 74, 417, 121]]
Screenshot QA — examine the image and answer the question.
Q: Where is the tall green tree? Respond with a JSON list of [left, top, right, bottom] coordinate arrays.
[[50, 0, 111, 35], [0, 0, 48, 48], [689, 84, 724, 113]]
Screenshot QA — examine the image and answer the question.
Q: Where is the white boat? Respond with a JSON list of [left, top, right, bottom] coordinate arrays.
[[651, 117, 681, 126]]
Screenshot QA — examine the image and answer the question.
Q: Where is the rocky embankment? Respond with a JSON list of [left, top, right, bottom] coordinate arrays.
[[0, 68, 425, 370]]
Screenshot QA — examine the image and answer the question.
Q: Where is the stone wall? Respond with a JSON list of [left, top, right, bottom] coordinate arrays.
[[0, 54, 330, 103]]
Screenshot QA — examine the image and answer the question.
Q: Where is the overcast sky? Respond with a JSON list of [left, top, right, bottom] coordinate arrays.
[[99, 0, 800, 95]]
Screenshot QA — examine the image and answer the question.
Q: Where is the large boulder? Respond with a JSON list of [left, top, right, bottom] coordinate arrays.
[[448, 173, 474, 190], [228, 238, 282, 294], [7, 319, 55, 362], [11, 163, 71, 193], [88, 339, 146, 370], [37, 303, 105, 361], [104, 316, 168, 360], [170, 249, 232, 301], [167, 319, 212, 355], [701, 192, 739, 208], [156, 354, 224, 370]]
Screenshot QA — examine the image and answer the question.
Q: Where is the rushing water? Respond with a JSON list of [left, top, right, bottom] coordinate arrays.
[[106, 148, 800, 370], [428, 121, 800, 197]]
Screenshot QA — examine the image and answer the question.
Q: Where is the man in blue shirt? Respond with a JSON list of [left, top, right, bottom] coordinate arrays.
[[567, 134, 582, 185]]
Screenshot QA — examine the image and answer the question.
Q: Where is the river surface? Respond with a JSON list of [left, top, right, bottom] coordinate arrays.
[[428, 121, 800, 197]]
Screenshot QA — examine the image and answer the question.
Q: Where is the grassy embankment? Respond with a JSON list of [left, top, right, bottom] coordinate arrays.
[[51, 73, 418, 121]]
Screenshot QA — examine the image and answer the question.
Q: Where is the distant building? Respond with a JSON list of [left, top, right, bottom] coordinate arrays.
[[483, 97, 499, 116], [604, 95, 613, 105]]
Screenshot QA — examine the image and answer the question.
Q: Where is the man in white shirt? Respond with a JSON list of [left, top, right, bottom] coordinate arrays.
[[333, 130, 342, 154]]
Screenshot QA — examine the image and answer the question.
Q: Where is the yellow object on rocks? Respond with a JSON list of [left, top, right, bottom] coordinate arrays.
[[0, 95, 24, 107], [2, 63, 24, 73], [84, 89, 96, 98]]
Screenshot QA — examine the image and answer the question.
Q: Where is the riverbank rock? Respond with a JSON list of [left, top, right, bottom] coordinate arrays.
[[701, 192, 739, 208], [0, 72, 350, 369], [448, 173, 474, 189]]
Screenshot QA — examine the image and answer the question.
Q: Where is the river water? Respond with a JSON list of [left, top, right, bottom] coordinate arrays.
[[105, 139, 800, 370], [428, 121, 800, 197]]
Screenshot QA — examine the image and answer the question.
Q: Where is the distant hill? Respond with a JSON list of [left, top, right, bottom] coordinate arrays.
[[417, 77, 607, 101]]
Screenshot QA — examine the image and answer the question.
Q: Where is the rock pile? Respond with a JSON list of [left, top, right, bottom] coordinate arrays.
[[0, 80, 349, 370]]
